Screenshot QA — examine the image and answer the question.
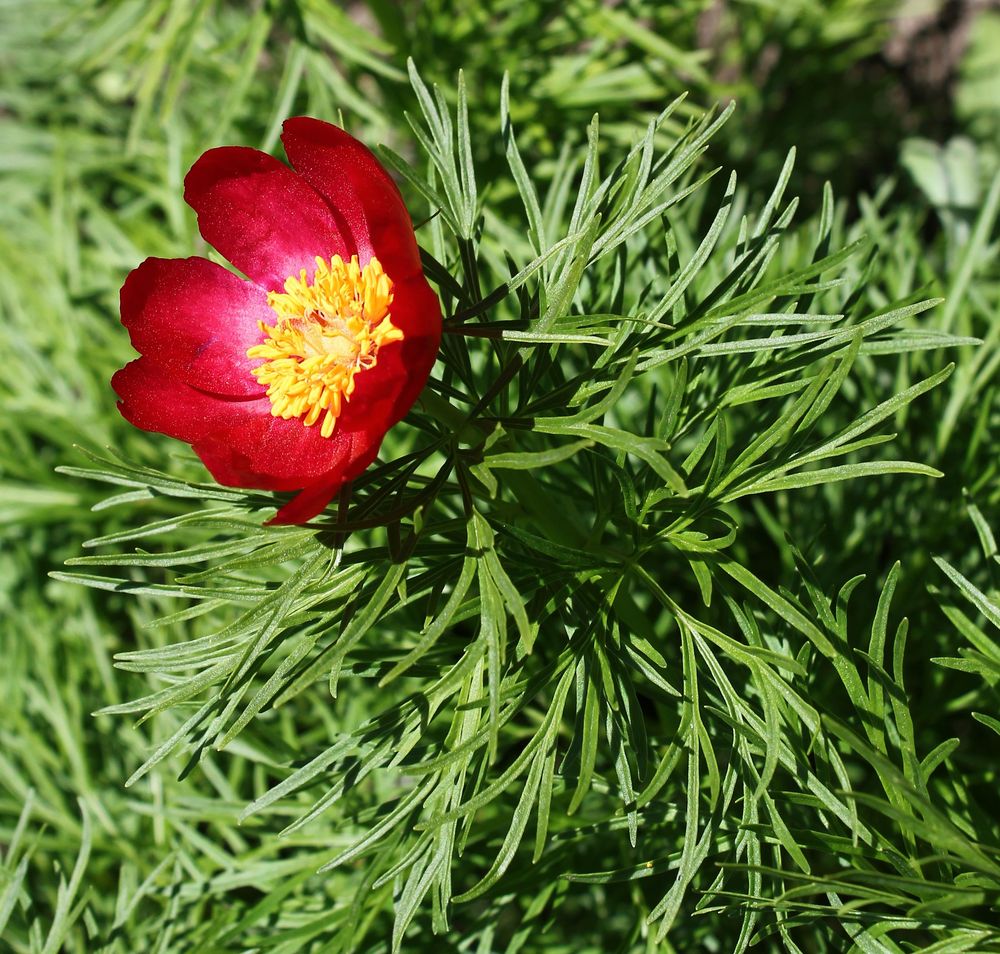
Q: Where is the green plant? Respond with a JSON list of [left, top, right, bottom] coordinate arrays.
[[3, 3, 999, 951]]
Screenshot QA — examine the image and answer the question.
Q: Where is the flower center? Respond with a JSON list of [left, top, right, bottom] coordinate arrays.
[[247, 255, 402, 438]]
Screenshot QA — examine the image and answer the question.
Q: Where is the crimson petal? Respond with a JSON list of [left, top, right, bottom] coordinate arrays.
[[120, 256, 271, 398], [112, 357, 261, 444], [269, 479, 345, 525], [280, 118, 423, 281], [184, 145, 350, 292], [338, 276, 442, 436], [192, 409, 373, 486]]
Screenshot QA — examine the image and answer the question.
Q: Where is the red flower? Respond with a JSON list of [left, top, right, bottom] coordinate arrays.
[[113, 118, 442, 524]]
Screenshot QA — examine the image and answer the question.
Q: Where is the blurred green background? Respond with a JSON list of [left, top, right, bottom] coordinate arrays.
[[2, 0, 999, 950]]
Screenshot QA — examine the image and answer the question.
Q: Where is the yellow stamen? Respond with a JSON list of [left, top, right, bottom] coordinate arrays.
[[247, 255, 402, 437]]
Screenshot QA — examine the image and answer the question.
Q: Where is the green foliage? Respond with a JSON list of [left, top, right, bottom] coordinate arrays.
[[2, 2, 999, 952]]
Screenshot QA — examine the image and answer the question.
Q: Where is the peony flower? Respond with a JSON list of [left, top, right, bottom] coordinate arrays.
[[113, 118, 442, 524]]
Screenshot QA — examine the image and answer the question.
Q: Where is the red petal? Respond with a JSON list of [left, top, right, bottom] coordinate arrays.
[[112, 357, 259, 443], [188, 438, 293, 491], [338, 276, 442, 434], [192, 409, 375, 486], [120, 256, 270, 398], [268, 480, 342, 525], [280, 118, 423, 281], [115, 357, 367, 523], [184, 146, 350, 292], [115, 357, 382, 524]]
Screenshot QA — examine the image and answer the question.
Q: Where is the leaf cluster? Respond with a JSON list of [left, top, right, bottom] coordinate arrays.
[[3, 3, 1000, 952]]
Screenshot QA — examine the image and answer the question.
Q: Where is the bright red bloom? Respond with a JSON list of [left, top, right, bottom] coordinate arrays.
[[113, 118, 442, 524]]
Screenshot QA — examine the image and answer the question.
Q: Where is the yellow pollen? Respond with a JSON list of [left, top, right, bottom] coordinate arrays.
[[247, 255, 402, 438]]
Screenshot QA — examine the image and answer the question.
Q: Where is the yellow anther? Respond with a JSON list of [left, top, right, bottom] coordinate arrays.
[[247, 255, 402, 437]]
